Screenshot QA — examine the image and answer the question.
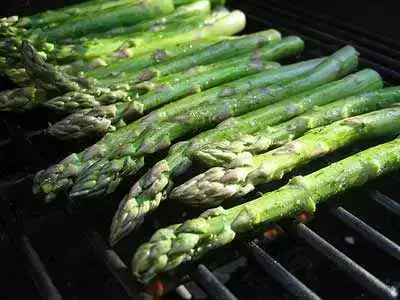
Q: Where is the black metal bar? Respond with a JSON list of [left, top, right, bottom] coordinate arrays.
[[332, 207, 400, 261], [250, 0, 400, 59], [370, 190, 400, 217], [245, 2, 400, 72], [296, 223, 398, 299], [84, 229, 142, 300], [191, 264, 238, 300], [243, 241, 321, 300], [261, 0, 400, 50], [235, 4, 400, 83], [21, 235, 62, 300]]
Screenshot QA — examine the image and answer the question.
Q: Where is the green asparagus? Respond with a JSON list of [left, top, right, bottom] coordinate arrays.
[[171, 107, 400, 206], [109, 67, 381, 245], [70, 46, 358, 200], [33, 58, 323, 202], [132, 137, 400, 283], [195, 86, 400, 166], [36, 0, 175, 41], [49, 36, 305, 138]]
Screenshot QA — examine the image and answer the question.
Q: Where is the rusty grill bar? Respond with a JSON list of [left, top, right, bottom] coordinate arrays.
[[1, 0, 400, 299]]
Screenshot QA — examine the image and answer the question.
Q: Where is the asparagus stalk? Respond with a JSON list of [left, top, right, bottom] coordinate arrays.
[[21, 12, 249, 93], [24, 29, 279, 113], [33, 58, 323, 202], [70, 46, 359, 200], [108, 67, 381, 245], [48, 36, 305, 138], [4, 0, 134, 29], [53, 9, 227, 63], [0, 87, 47, 111], [195, 86, 400, 166], [36, 0, 175, 41], [133, 137, 400, 283], [171, 107, 400, 206], [0, 37, 232, 111]]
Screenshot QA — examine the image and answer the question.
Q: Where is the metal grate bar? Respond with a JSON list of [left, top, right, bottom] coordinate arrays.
[[243, 241, 321, 300], [245, 2, 400, 72], [236, 5, 400, 82], [296, 223, 398, 299], [332, 207, 400, 261], [260, 0, 400, 50], [191, 264, 238, 300], [370, 190, 400, 217], [21, 235, 62, 300], [84, 229, 142, 300], [250, 0, 400, 60]]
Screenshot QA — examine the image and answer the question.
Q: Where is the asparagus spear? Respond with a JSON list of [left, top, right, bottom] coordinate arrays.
[[133, 137, 400, 283], [36, 0, 175, 41], [70, 46, 359, 200], [0, 87, 47, 111], [4, 0, 135, 29], [195, 86, 400, 166], [33, 58, 323, 202], [24, 29, 278, 112], [48, 36, 305, 138], [171, 107, 400, 206], [108, 67, 381, 245]]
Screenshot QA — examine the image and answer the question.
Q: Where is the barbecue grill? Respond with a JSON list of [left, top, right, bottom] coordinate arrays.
[[1, 0, 399, 299]]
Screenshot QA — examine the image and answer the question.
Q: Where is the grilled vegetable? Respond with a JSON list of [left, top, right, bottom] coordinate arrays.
[[70, 46, 358, 201], [33, 58, 323, 202], [195, 86, 400, 166], [109, 66, 384, 246], [49, 36, 305, 138], [171, 107, 400, 206], [132, 137, 400, 283]]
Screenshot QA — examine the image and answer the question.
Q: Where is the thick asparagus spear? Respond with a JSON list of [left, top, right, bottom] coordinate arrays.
[[0, 87, 47, 111], [70, 46, 359, 200], [171, 107, 400, 206], [133, 137, 400, 283], [108, 67, 381, 245], [195, 86, 400, 166], [49, 36, 305, 138], [33, 58, 323, 202]]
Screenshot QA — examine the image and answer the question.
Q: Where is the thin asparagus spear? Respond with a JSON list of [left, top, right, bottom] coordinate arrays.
[[195, 87, 400, 166], [171, 107, 400, 206], [70, 46, 359, 200], [37, 0, 175, 41], [21, 12, 249, 95], [24, 29, 279, 113], [5, 0, 134, 29], [54, 10, 227, 63], [33, 58, 322, 202], [109, 67, 381, 245], [174, 0, 226, 7], [0, 87, 47, 111], [63, 0, 214, 43], [133, 137, 400, 283], [48, 36, 304, 137]]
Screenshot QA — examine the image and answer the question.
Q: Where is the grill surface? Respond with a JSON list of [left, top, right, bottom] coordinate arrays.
[[0, 1, 399, 299]]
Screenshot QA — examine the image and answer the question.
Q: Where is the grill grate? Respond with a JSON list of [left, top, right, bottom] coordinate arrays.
[[1, 1, 399, 299]]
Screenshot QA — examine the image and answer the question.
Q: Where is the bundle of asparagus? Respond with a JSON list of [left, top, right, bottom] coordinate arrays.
[[110, 68, 394, 245], [132, 137, 400, 283], [171, 107, 400, 206], [3, 0, 399, 288]]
